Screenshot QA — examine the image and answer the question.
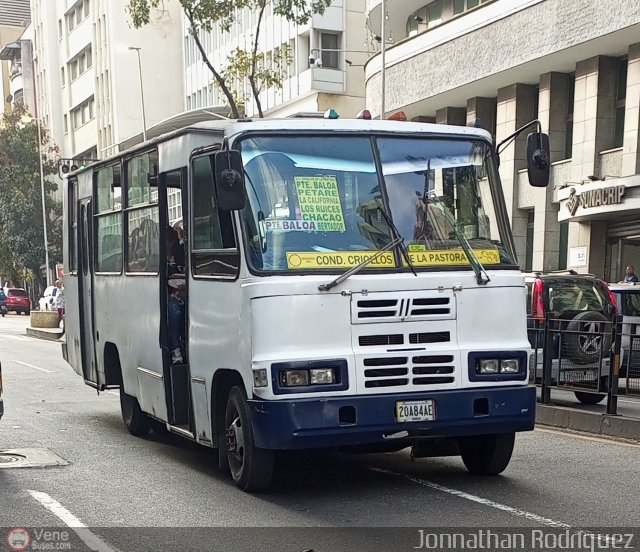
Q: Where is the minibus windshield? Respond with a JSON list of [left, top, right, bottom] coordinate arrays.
[[239, 134, 516, 273]]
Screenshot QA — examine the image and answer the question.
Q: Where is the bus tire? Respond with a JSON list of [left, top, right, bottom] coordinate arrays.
[[459, 432, 515, 476], [120, 390, 151, 437], [225, 386, 274, 492]]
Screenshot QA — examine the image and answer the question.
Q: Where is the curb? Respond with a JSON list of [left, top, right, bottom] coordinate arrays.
[[536, 404, 640, 441], [26, 327, 64, 342]]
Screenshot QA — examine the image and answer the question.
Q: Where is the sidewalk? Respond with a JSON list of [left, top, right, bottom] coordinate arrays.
[[535, 388, 640, 441], [26, 326, 64, 341]]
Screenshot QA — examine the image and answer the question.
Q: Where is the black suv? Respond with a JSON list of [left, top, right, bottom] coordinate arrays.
[[525, 271, 616, 362], [524, 271, 617, 404]]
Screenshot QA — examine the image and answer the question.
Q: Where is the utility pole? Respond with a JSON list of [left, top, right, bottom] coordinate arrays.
[[31, 54, 51, 288], [129, 47, 147, 142], [380, 0, 386, 120]]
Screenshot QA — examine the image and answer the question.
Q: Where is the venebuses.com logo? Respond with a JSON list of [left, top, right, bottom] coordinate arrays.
[[6, 528, 31, 551]]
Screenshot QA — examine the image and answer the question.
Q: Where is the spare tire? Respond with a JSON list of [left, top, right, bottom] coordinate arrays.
[[562, 311, 612, 365]]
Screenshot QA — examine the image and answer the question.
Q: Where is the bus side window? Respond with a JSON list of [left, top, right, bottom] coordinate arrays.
[[191, 155, 239, 278]]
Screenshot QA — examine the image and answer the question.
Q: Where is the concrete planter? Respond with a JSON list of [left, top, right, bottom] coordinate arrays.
[[30, 310, 60, 329]]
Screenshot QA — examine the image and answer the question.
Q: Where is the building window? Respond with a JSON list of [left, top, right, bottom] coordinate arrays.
[[64, 114, 68, 133], [68, 47, 93, 83], [66, 0, 89, 32], [320, 32, 340, 69], [427, 0, 443, 28], [58, 19, 63, 39], [614, 57, 628, 148], [71, 96, 95, 129], [565, 73, 575, 159], [525, 210, 535, 271], [558, 223, 569, 270], [61, 67, 65, 86]]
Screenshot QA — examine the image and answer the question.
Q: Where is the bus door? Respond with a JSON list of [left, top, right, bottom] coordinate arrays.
[[77, 199, 100, 387], [159, 168, 192, 427]]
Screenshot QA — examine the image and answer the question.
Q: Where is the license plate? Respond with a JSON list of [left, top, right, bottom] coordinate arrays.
[[395, 400, 435, 422]]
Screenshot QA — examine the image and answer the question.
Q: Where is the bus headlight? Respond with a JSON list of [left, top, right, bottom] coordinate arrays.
[[500, 359, 521, 373], [283, 370, 309, 387], [478, 359, 499, 374], [272, 360, 347, 393], [310, 368, 335, 385], [476, 358, 522, 375], [280, 368, 336, 387]]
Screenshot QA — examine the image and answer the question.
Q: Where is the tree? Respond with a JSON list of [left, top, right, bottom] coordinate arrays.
[[128, 0, 332, 118], [0, 103, 62, 290]]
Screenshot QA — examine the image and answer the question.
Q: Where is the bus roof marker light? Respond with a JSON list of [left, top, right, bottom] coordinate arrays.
[[387, 112, 407, 121], [324, 109, 339, 119], [356, 109, 372, 120]]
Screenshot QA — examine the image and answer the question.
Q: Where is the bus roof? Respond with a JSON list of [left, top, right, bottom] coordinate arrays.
[[69, 117, 492, 176], [191, 117, 493, 142]]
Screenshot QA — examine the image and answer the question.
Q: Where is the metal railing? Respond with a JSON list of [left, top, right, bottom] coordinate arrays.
[[530, 313, 640, 415]]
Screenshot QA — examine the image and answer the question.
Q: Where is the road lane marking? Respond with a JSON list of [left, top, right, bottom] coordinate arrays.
[[536, 427, 640, 447], [8, 360, 54, 374], [28, 490, 120, 552], [370, 468, 570, 527]]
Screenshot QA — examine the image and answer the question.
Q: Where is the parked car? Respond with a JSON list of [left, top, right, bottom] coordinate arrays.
[[38, 285, 57, 311], [5, 288, 31, 315], [607, 283, 640, 376], [524, 271, 616, 404]]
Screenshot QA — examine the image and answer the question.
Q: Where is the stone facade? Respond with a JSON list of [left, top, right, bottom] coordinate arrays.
[[364, 0, 640, 279]]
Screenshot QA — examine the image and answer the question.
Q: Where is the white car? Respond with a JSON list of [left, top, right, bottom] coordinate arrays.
[[38, 285, 57, 311], [608, 283, 640, 375]]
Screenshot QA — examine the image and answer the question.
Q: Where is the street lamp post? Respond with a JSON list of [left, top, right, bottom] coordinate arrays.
[[380, 0, 386, 120], [35, 115, 51, 288], [30, 54, 51, 288], [128, 47, 147, 142]]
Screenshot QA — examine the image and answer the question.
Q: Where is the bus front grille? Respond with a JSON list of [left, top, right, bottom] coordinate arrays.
[[361, 355, 457, 389]]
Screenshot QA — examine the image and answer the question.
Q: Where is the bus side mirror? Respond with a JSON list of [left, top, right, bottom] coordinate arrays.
[[527, 132, 550, 187], [214, 150, 246, 211]]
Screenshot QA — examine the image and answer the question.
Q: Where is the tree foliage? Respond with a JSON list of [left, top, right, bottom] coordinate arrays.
[[127, 0, 332, 117], [0, 104, 62, 288]]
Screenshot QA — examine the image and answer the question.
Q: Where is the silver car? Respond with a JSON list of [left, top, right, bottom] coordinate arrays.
[[608, 283, 640, 375]]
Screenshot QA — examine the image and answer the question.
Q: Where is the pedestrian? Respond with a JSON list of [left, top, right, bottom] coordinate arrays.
[[166, 226, 186, 364], [622, 265, 639, 283], [54, 280, 65, 329]]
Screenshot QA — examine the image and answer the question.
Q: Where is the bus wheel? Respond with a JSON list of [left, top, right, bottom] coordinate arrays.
[[225, 386, 274, 492], [120, 390, 151, 437], [459, 433, 515, 476]]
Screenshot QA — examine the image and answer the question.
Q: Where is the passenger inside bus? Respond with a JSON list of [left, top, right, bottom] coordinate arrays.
[[166, 225, 186, 364]]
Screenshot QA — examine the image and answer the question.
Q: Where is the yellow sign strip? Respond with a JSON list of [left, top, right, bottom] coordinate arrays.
[[285, 249, 500, 269], [286, 251, 395, 269], [405, 249, 501, 267]]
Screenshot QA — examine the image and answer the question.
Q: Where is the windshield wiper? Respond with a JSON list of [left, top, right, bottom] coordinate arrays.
[[318, 236, 404, 292], [425, 191, 491, 285], [375, 204, 417, 278]]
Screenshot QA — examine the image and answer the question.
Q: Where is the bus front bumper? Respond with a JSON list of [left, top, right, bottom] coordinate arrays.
[[248, 386, 536, 450]]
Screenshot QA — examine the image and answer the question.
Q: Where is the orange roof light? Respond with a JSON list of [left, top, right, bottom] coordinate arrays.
[[387, 111, 407, 121]]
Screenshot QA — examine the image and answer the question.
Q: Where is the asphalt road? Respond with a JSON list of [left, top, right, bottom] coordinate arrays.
[[0, 314, 639, 552]]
